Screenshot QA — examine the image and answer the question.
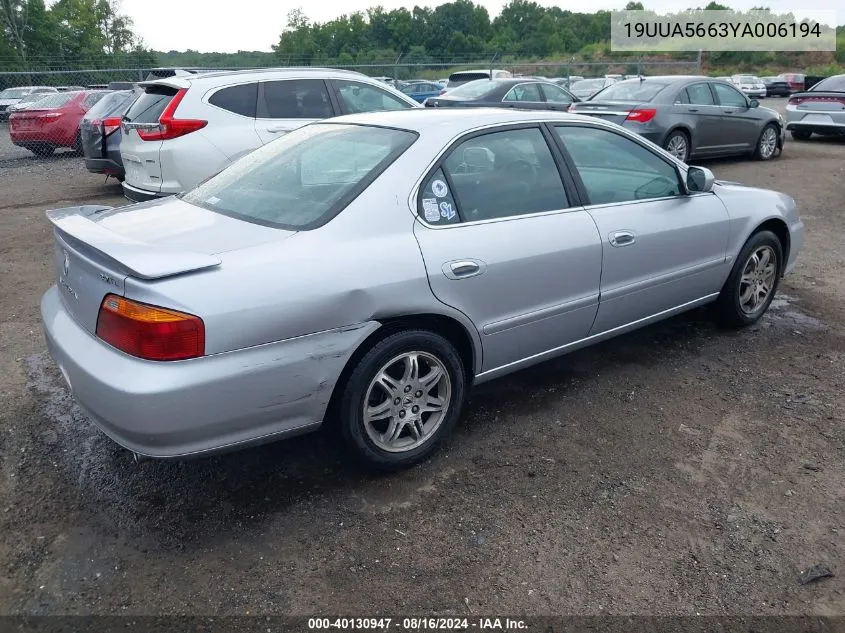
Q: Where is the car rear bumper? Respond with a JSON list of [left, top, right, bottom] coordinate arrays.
[[122, 181, 170, 203], [41, 285, 380, 458], [85, 157, 124, 177]]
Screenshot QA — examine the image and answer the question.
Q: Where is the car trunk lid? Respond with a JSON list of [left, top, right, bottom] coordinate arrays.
[[569, 100, 641, 125], [47, 201, 293, 333], [789, 91, 845, 112]]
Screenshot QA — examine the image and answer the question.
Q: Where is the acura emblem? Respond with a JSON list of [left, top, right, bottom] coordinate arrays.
[[63, 250, 70, 277]]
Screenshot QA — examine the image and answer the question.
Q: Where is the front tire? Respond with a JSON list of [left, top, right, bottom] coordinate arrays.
[[715, 230, 783, 328], [339, 329, 466, 471], [663, 130, 690, 162], [755, 124, 779, 160]]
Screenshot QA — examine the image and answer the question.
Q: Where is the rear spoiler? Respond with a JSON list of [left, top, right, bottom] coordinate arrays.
[[46, 205, 221, 280]]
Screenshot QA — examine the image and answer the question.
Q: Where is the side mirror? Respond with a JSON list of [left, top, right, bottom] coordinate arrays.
[[749, 99, 759, 108], [686, 166, 715, 193]]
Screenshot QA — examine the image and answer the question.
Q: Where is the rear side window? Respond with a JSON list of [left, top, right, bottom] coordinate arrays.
[[259, 80, 333, 119], [124, 86, 178, 123], [334, 80, 412, 113], [209, 82, 258, 117], [686, 83, 715, 105]]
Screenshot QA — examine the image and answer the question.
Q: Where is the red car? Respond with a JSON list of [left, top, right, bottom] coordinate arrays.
[[778, 73, 806, 93], [9, 90, 108, 157]]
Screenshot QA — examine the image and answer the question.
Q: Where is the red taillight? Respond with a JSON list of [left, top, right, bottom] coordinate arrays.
[[137, 89, 207, 141], [96, 294, 205, 361], [788, 96, 804, 105], [625, 108, 657, 123], [790, 95, 845, 106], [102, 116, 121, 137]]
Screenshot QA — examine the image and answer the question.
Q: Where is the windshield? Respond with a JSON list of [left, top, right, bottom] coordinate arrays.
[[182, 124, 417, 230], [589, 80, 668, 102], [810, 76, 845, 92], [0, 88, 31, 99], [444, 79, 500, 99], [83, 90, 135, 120]]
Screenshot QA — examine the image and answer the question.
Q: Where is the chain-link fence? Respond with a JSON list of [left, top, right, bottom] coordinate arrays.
[[0, 57, 703, 165]]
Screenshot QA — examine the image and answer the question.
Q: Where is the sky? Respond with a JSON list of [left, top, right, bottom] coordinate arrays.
[[120, 0, 844, 53]]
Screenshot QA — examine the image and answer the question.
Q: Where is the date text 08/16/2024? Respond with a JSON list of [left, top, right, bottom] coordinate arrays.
[[307, 617, 528, 630]]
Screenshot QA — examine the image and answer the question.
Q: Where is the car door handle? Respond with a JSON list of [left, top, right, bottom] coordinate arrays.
[[450, 261, 480, 276], [608, 231, 637, 247], [723, 109, 734, 114], [687, 108, 699, 113], [266, 126, 289, 133]]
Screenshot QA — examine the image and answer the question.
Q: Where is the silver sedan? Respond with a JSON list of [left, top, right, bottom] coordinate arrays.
[[41, 109, 804, 470]]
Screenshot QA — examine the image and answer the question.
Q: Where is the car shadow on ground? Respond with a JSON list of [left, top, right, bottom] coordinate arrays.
[[20, 304, 731, 547]]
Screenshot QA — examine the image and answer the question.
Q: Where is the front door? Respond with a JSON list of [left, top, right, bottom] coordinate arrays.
[[254, 79, 334, 145], [551, 123, 731, 334], [711, 81, 760, 152], [412, 125, 603, 373]]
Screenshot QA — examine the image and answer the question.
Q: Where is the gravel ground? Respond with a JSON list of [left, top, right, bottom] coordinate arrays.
[[0, 106, 843, 618]]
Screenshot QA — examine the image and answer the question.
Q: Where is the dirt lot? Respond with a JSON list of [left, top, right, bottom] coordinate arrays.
[[0, 108, 843, 617]]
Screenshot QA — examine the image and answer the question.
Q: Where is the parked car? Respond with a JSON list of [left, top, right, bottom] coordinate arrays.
[[784, 74, 845, 140], [9, 90, 108, 156], [443, 69, 513, 91], [0, 86, 57, 120], [80, 89, 138, 180], [401, 81, 443, 103], [119, 68, 420, 202], [551, 76, 584, 90], [6, 90, 59, 113], [730, 75, 766, 98], [569, 76, 784, 162], [778, 73, 805, 93], [56, 85, 86, 92], [40, 108, 804, 469], [568, 77, 619, 99], [762, 76, 791, 97], [424, 78, 578, 111]]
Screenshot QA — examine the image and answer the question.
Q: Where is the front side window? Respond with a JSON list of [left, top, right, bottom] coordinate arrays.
[[260, 80, 333, 119], [418, 127, 568, 224], [686, 83, 715, 105], [555, 126, 681, 205], [503, 83, 542, 102], [334, 80, 412, 113], [182, 124, 416, 230], [712, 82, 748, 107]]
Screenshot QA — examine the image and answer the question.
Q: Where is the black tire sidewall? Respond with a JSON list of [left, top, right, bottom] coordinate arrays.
[[340, 329, 466, 470], [664, 130, 689, 162], [719, 230, 783, 326]]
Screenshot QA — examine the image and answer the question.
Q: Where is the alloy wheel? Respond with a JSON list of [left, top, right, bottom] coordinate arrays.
[[666, 134, 688, 161], [759, 127, 777, 159], [738, 245, 777, 315]]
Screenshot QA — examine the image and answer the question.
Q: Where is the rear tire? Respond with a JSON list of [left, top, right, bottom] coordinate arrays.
[[790, 129, 812, 141], [339, 329, 466, 471], [663, 130, 690, 162], [30, 145, 54, 157], [715, 230, 783, 328]]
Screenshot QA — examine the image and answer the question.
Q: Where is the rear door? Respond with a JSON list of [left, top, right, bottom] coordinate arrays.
[[254, 79, 335, 145], [681, 82, 725, 156], [121, 85, 180, 193], [412, 125, 602, 373], [501, 83, 547, 110], [711, 81, 758, 152]]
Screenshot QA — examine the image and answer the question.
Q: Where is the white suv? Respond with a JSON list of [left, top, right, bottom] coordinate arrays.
[[119, 68, 420, 202]]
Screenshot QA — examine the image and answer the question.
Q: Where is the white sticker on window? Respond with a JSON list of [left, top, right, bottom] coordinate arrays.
[[206, 196, 220, 205], [439, 201, 456, 221], [431, 179, 448, 198], [422, 198, 440, 222]]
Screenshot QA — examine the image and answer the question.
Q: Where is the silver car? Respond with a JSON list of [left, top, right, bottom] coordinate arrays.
[[570, 76, 784, 162], [785, 74, 845, 140], [41, 109, 804, 470]]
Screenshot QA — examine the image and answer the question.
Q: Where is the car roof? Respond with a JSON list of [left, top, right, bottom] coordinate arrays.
[[325, 108, 601, 136], [140, 66, 370, 89]]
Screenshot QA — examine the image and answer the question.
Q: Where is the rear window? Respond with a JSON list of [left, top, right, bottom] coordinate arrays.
[[810, 76, 845, 92], [590, 80, 668, 102], [0, 88, 31, 99], [83, 90, 135, 120], [181, 124, 416, 230], [83, 91, 108, 108], [124, 86, 178, 123], [447, 72, 490, 87], [209, 82, 258, 117], [28, 93, 75, 109], [444, 79, 500, 99]]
